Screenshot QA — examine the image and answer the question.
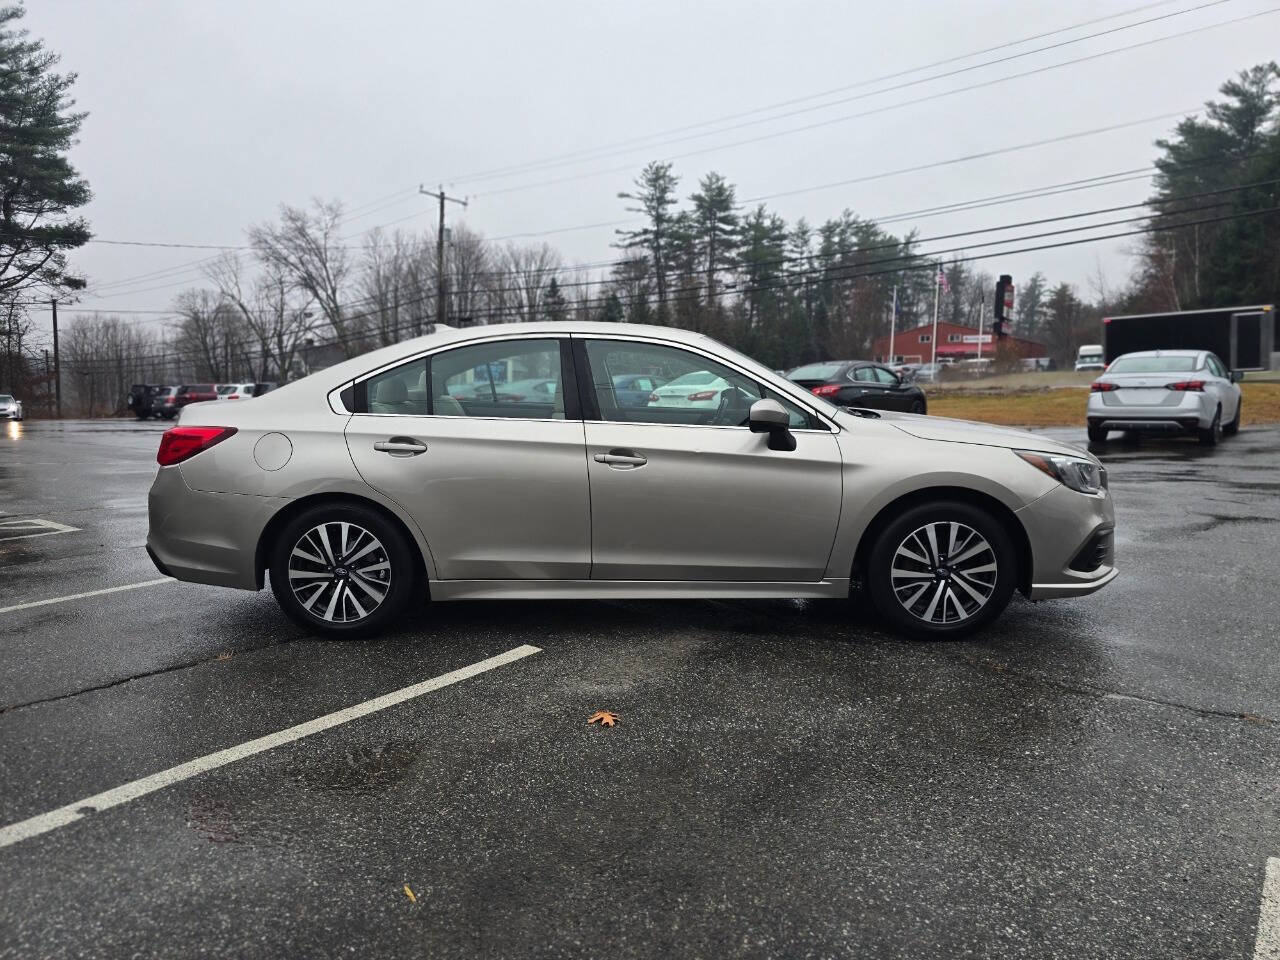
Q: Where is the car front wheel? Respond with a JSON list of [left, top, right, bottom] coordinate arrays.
[[865, 500, 1017, 639], [269, 503, 417, 638]]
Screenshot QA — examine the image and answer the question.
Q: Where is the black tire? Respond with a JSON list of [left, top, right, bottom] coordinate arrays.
[[1087, 424, 1109, 443], [910, 399, 926, 415], [1223, 400, 1241, 436], [1197, 407, 1222, 446], [162, 411, 176, 420], [268, 502, 418, 638], [865, 500, 1018, 640]]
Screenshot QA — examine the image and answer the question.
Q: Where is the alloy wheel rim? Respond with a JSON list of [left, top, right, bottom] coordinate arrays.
[[890, 521, 997, 624], [287, 522, 391, 623]]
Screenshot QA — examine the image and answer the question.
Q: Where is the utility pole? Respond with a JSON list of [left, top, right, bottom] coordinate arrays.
[[43, 349, 50, 412], [50, 299, 61, 418], [420, 185, 468, 327], [888, 285, 897, 363], [931, 266, 941, 368]]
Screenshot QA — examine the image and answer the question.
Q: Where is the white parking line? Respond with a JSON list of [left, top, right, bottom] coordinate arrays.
[[1258, 858, 1280, 960], [0, 644, 541, 850], [0, 518, 80, 542], [0, 578, 174, 615]]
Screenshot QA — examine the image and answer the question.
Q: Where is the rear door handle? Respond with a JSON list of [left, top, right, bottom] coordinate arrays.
[[594, 449, 647, 468], [374, 437, 427, 457]]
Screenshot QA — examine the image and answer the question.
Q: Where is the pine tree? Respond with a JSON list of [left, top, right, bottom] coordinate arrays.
[[0, 5, 91, 301], [544, 276, 568, 322], [615, 162, 679, 321], [689, 171, 740, 304]]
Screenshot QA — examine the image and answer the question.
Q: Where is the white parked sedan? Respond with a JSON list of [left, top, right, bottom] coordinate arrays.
[[646, 371, 733, 409], [1086, 349, 1242, 445]]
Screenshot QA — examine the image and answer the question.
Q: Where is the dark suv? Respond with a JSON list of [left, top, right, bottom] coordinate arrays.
[[126, 384, 162, 419]]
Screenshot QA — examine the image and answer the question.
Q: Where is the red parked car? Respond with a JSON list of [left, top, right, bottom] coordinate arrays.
[[172, 384, 219, 414]]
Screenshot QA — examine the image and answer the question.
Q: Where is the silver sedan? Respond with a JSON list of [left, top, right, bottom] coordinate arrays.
[[147, 322, 1116, 639], [1086, 349, 1243, 445]]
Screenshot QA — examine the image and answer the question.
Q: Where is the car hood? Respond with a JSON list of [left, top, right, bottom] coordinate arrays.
[[837, 408, 1093, 460]]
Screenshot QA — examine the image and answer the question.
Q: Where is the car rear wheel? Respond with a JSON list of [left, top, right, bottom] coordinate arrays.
[[1087, 424, 1109, 443], [269, 503, 417, 638], [1198, 407, 1222, 446], [910, 399, 926, 414], [865, 500, 1017, 640], [1223, 400, 1241, 436]]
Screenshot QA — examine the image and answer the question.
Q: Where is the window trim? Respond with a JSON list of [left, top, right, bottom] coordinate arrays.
[[918, 334, 932, 344], [346, 335, 579, 422], [575, 335, 832, 432], [333, 329, 837, 431]]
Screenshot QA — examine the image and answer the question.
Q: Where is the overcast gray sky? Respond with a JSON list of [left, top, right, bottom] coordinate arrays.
[[23, 0, 1280, 337]]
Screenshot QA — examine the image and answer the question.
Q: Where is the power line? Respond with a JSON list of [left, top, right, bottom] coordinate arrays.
[[56, 202, 1280, 372], [470, 8, 1277, 200], [453, 0, 1232, 189], [442, 0, 1198, 185]]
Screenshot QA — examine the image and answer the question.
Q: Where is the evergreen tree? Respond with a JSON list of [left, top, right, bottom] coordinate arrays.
[[600, 291, 624, 324], [615, 162, 679, 321], [689, 171, 740, 304], [1015, 271, 1048, 339], [1129, 62, 1280, 310], [0, 4, 91, 301], [544, 276, 568, 322]]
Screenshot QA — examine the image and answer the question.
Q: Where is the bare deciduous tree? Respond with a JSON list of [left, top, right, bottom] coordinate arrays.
[[249, 200, 353, 354]]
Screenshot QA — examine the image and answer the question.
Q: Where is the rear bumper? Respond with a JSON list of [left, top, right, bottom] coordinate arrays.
[[146, 465, 282, 590], [1087, 391, 1211, 432]]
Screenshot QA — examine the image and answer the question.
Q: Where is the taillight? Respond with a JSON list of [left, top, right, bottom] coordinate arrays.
[[157, 426, 237, 466], [687, 390, 717, 401], [811, 384, 842, 398], [1166, 380, 1205, 392], [1090, 381, 1117, 392], [227, 394, 240, 400]]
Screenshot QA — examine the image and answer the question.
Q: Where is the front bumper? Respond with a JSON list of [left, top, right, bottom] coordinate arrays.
[[1016, 482, 1117, 601], [0, 409, 20, 420], [146, 465, 283, 590]]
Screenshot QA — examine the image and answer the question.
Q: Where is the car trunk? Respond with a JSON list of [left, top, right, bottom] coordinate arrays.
[[1098, 373, 1184, 406]]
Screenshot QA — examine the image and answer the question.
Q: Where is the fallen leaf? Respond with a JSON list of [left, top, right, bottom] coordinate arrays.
[[587, 710, 619, 727], [215, 652, 233, 662], [403, 884, 417, 903]]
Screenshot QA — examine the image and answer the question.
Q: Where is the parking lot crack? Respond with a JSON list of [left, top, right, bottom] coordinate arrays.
[[949, 652, 1275, 725], [0, 640, 304, 716]]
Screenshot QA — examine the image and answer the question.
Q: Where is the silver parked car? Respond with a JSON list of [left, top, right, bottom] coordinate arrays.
[[147, 322, 1116, 639], [0, 394, 22, 421], [1086, 349, 1242, 445]]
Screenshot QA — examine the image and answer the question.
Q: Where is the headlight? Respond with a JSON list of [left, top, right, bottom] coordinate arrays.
[[1015, 450, 1107, 494]]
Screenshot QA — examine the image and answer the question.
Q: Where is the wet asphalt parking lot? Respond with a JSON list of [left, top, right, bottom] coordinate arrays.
[[0, 418, 1277, 959]]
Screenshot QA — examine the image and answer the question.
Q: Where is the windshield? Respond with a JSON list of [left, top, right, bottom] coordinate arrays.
[[788, 363, 845, 380], [0, 394, 12, 402], [1107, 355, 1199, 373]]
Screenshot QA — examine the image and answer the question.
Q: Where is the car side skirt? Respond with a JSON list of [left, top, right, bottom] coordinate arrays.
[[429, 578, 851, 601]]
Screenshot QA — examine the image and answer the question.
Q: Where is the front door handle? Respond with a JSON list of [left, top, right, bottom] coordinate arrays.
[[374, 437, 427, 457], [594, 449, 647, 468]]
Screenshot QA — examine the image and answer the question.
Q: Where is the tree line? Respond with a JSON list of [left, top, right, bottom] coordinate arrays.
[[1, 0, 1275, 417]]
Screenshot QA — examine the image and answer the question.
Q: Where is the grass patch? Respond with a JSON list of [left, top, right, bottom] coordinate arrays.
[[927, 382, 1280, 427]]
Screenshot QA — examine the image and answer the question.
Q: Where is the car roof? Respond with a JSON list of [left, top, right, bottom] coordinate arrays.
[[1113, 349, 1205, 358]]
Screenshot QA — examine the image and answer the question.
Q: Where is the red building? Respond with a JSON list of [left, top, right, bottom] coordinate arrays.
[[870, 321, 1047, 365]]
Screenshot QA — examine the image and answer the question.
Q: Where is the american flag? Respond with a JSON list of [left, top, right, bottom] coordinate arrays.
[[936, 263, 950, 294]]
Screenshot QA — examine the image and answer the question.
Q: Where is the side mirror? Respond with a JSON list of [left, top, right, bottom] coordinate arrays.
[[1230, 370, 1244, 383], [749, 399, 797, 451]]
